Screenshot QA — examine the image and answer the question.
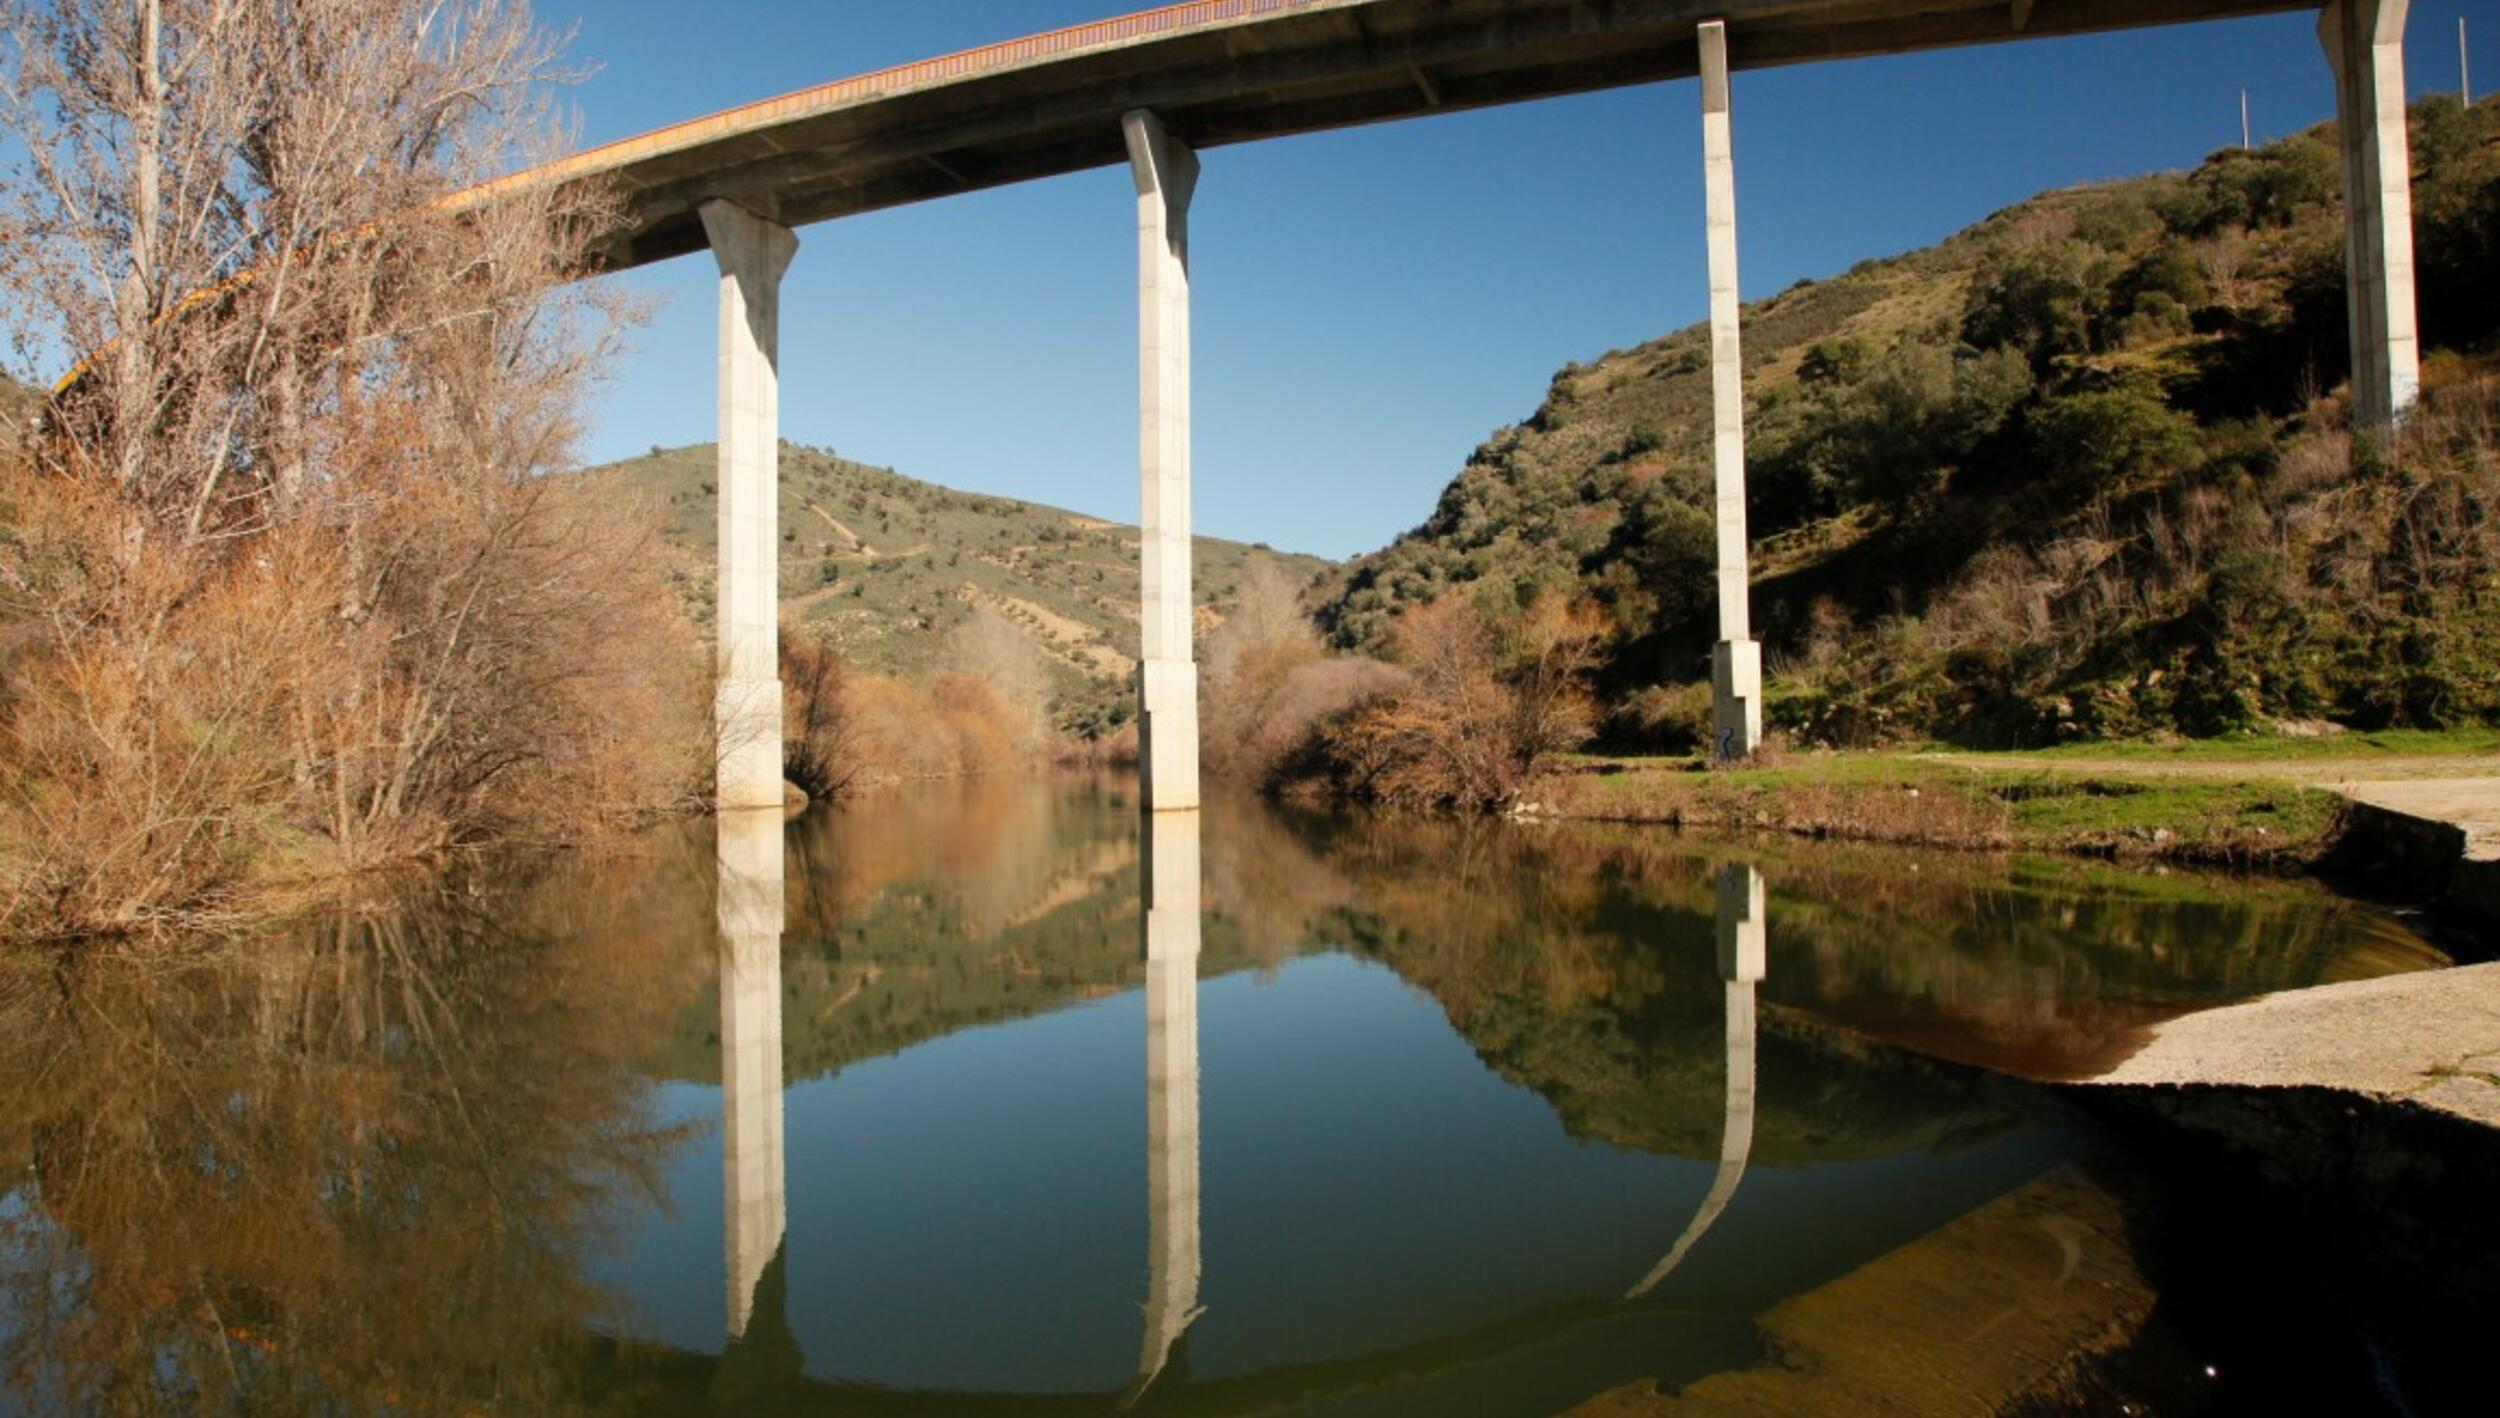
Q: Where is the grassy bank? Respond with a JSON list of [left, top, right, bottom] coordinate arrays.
[[1532, 746, 2369, 868]]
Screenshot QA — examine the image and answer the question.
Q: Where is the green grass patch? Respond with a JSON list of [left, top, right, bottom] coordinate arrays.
[[1983, 728, 2500, 763], [1548, 749, 2348, 865]]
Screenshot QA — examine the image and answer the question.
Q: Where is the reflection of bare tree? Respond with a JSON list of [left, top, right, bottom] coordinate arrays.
[[784, 777, 1069, 944], [716, 778, 1155, 1086], [1629, 863, 1765, 1298], [0, 857, 703, 1414], [1131, 809, 1205, 1405]]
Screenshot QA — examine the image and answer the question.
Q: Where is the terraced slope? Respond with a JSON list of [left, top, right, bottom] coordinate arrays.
[[602, 442, 1332, 717]]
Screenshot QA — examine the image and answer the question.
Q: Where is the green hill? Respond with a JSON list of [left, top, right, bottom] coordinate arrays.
[[1320, 97, 2500, 746], [602, 442, 1331, 727]]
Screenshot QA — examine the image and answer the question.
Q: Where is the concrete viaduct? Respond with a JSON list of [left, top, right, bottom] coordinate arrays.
[[486, 0, 2429, 810]]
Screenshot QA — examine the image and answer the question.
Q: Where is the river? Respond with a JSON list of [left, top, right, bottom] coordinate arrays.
[[0, 774, 2463, 1415]]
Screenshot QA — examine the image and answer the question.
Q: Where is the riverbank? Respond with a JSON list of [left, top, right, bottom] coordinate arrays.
[[1531, 731, 2500, 878]]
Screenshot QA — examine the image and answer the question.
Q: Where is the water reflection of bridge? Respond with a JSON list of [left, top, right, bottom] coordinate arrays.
[[703, 801, 1771, 1410]]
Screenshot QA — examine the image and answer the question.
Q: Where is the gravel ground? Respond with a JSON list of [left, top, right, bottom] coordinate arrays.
[[2076, 962, 2500, 1128], [2336, 777, 2500, 859]]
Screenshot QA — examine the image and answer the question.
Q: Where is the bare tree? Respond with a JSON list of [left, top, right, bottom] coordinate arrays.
[[0, 2, 693, 939], [944, 605, 1051, 756], [2197, 230, 2251, 313]]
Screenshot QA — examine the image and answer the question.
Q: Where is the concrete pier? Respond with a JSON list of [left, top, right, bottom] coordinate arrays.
[[1698, 22, 1762, 761], [1124, 111, 1201, 812], [2321, 0, 2422, 433], [1629, 862, 1764, 1298], [715, 807, 788, 1339], [701, 200, 798, 810], [1134, 808, 1205, 1400]]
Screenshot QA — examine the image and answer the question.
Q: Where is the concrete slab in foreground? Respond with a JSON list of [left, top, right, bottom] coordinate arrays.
[[2075, 961, 2500, 1128]]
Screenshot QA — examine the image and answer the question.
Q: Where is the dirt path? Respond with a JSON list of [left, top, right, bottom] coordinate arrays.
[[803, 501, 877, 557]]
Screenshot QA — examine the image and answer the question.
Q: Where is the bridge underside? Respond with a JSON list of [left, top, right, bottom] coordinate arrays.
[[550, 0, 2309, 271]]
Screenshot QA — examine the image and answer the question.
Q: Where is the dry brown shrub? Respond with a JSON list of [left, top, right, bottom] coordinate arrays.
[[1202, 562, 1325, 778], [798, 654, 1052, 792], [1197, 561, 1418, 790], [1055, 719, 1140, 770], [1315, 595, 1604, 810], [781, 628, 866, 801], [930, 672, 1019, 778]]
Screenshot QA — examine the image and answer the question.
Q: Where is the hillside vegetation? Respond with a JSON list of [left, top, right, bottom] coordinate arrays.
[[604, 442, 1330, 735], [1318, 96, 2500, 749]]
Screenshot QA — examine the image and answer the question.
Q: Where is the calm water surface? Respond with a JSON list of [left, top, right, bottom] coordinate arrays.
[[0, 775, 2454, 1415]]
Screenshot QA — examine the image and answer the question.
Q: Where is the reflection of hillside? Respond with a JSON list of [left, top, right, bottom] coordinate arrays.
[[1328, 899, 2014, 1167], [655, 780, 1313, 1085], [1219, 811, 2443, 1161], [1185, 811, 2009, 1165], [0, 853, 705, 1415], [1753, 850, 2448, 1079], [697, 777, 2440, 1155]]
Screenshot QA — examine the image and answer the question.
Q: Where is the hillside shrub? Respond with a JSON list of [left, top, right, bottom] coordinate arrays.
[[1304, 596, 1602, 809]]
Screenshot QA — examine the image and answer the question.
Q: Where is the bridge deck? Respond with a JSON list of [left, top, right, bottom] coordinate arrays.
[[505, 0, 2313, 270]]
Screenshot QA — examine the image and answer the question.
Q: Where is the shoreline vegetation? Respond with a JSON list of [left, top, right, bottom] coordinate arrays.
[[0, 2, 722, 944], [1525, 749, 2354, 869]]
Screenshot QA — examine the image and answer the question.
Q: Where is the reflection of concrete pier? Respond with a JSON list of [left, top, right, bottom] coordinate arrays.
[[1629, 863, 1765, 1299], [1132, 809, 1205, 1403], [717, 808, 788, 1341]]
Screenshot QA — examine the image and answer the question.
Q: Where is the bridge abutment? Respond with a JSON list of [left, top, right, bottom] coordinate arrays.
[[1125, 110, 1202, 812], [2321, 0, 2422, 434], [701, 199, 798, 811]]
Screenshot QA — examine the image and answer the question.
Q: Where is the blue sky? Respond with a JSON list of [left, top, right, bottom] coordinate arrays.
[[550, 1, 2494, 559]]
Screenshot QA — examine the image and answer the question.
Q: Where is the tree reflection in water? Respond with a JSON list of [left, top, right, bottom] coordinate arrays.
[[0, 848, 710, 1414]]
